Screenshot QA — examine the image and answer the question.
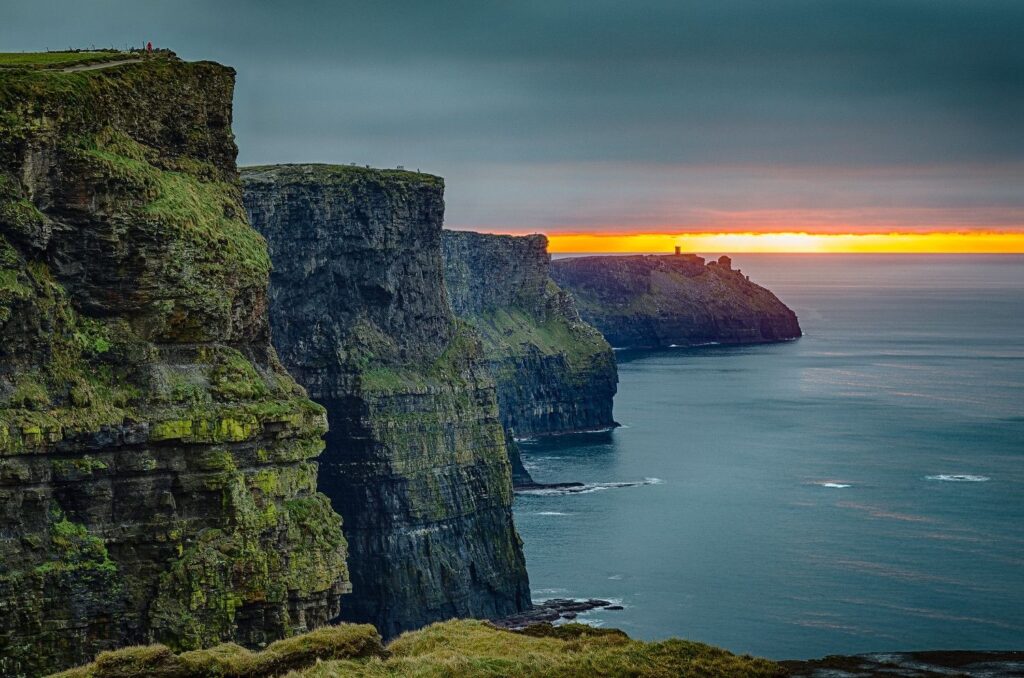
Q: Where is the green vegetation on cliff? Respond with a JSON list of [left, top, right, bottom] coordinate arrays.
[[244, 162, 444, 191], [1, 55, 349, 674], [472, 298, 610, 376], [54, 620, 784, 678], [0, 51, 133, 69]]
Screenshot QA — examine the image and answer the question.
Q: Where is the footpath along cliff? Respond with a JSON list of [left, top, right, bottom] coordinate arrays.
[[0, 54, 348, 675], [242, 164, 531, 638]]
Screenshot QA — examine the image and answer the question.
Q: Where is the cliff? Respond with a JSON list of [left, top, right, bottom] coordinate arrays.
[[550, 254, 801, 348], [241, 164, 531, 638], [442, 231, 617, 440], [0, 55, 349, 674]]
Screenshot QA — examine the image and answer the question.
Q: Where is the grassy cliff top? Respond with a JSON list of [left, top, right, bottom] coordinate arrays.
[[54, 619, 784, 678], [242, 163, 444, 188], [0, 50, 135, 69]]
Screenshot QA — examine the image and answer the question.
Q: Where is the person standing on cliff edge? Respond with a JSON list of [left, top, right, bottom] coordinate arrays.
[[146, 41, 152, 53]]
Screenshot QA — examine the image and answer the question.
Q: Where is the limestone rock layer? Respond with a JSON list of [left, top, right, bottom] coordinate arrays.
[[550, 254, 802, 348], [242, 164, 531, 638], [0, 58, 349, 674], [442, 231, 617, 440]]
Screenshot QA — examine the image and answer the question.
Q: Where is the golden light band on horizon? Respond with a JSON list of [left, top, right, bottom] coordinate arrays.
[[544, 232, 1024, 254]]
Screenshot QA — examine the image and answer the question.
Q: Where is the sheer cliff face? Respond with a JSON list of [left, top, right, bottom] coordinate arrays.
[[242, 165, 530, 638], [0, 59, 349, 674], [442, 231, 617, 439], [551, 255, 802, 348]]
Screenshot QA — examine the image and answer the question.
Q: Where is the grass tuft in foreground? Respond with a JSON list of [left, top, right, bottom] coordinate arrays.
[[52, 620, 784, 678], [51, 624, 384, 678]]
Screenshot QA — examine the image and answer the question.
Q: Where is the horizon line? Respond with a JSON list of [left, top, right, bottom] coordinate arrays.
[[528, 232, 1024, 254]]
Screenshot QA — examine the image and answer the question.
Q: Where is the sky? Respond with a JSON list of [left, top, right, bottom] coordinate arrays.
[[3, 0, 1023, 251]]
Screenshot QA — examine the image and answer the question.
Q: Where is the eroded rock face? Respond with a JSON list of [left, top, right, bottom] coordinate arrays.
[[0, 59, 349, 674], [550, 254, 802, 348], [442, 231, 617, 440], [242, 164, 530, 638]]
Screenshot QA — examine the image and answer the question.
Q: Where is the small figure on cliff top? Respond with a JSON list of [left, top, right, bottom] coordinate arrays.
[[674, 246, 681, 256], [146, 41, 153, 53]]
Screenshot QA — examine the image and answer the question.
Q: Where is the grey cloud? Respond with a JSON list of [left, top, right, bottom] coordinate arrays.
[[3, 1, 1022, 231]]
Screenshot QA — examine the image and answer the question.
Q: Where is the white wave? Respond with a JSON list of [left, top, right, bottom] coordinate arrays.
[[517, 477, 663, 496], [581, 426, 617, 434], [535, 511, 571, 516], [925, 474, 991, 482], [821, 483, 851, 488]]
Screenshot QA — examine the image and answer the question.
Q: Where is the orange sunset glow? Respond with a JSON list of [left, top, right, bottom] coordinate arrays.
[[545, 232, 1024, 254]]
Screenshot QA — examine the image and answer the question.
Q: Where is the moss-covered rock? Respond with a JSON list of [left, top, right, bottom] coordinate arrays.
[[0, 55, 349, 675]]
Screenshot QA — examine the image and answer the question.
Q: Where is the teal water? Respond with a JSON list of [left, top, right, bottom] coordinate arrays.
[[514, 254, 1024, 659]]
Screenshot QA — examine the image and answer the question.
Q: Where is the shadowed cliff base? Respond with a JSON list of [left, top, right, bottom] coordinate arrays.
[[550, 253, 801, 349], [241, 164, 530, 638]]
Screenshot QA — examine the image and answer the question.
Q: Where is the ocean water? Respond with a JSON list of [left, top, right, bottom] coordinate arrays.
[[514, 254, 1024, 659]]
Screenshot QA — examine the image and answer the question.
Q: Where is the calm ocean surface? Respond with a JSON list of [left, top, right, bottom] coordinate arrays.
[[514, 254, 1024, 659]]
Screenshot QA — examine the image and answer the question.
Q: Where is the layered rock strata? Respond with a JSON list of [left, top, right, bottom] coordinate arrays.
[[242, 164, 531, 638], [0, 56, 349, 674], [442, 231, 617, 441], [551, 254, 802, 348]]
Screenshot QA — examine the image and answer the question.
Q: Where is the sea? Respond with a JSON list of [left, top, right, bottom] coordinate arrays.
[[513, 254, 1024, 659]]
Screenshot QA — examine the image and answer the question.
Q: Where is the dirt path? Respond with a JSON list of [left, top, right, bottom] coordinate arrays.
[[61, 58, 141, 73]]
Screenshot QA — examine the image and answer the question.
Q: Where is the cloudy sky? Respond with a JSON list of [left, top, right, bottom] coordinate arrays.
[[4, 1, 1023, 244]]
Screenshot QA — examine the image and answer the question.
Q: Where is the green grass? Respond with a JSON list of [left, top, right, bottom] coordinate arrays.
[[474, 305, 608, 371], [357, 320, 480, 394], [0, 51, 131, 69], [52, 624, 384, 678], [242, 163, 444, 189], [54, 620, 785, 678]]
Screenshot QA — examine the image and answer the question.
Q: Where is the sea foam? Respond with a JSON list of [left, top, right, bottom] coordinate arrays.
[[517, 477, 663, 497], [925, 474, 991, 482]]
